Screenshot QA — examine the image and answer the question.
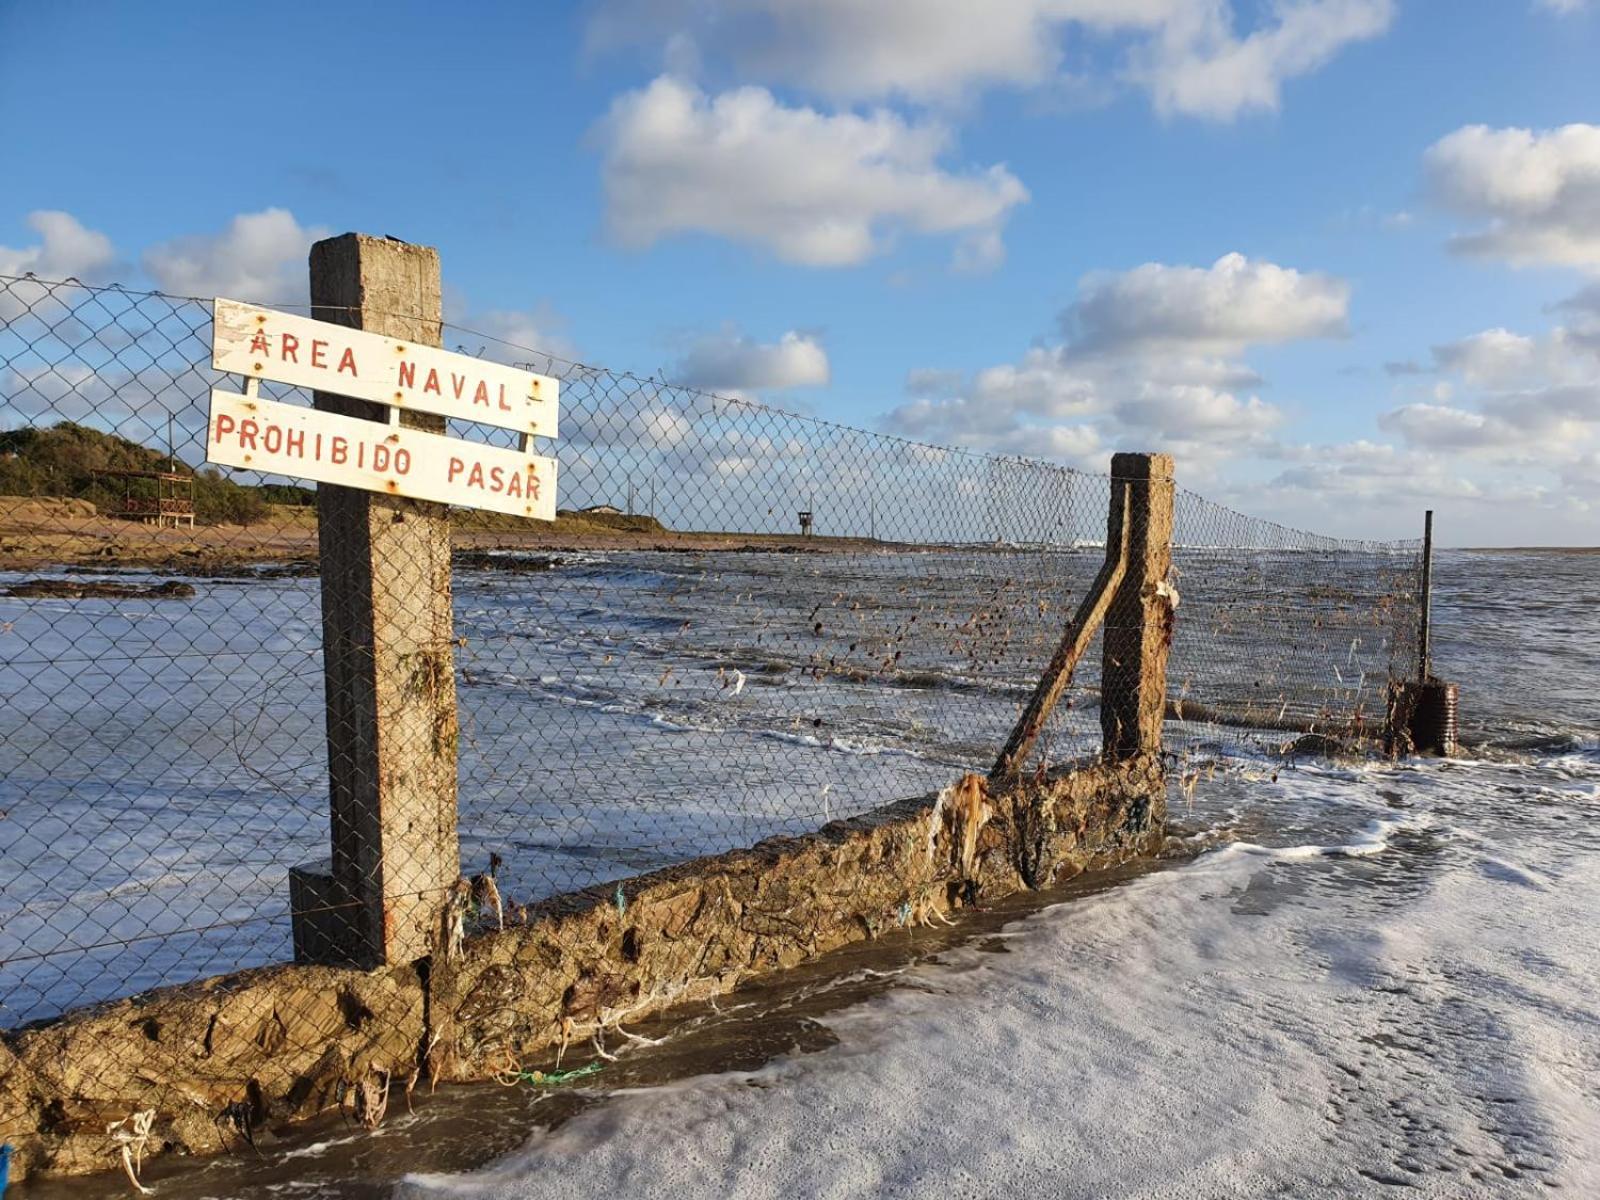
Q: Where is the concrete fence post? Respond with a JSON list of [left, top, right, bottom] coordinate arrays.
[[289, 233, 460, 969], [1100, 452, 1176, 760]]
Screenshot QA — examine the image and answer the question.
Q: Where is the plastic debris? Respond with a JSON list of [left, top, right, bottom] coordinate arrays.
[[494, 1059, 605, 1089]]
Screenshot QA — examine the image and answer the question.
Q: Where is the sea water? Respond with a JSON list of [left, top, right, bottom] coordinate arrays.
[[4, 549, 1597, 1198], [389, 549, 1600, 1199]]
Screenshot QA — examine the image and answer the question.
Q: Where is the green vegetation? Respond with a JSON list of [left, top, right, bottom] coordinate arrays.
[[0, 421, 269, 525]]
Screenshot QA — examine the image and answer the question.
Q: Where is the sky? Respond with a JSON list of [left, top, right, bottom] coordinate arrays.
[[1, 0, 1598, 544]]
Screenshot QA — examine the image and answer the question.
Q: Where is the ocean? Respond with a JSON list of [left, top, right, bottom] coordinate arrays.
[[4, 548, 1598, 1198]]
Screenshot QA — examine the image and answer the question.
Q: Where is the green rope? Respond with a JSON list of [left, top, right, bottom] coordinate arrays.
[[504, 1061, 606, 1088]]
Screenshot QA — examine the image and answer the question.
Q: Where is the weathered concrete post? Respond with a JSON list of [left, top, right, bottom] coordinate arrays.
[[1100, 452, 1176, 759], [289, 233, 460, 968]]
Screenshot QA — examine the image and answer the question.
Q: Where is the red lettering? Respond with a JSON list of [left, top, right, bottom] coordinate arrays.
[[337, 346, 358, 376], [423, 368, 441, 395], [331, 437, 348, 465], [373, 444, 390, 472], [239, 419, 259, 450], [395, 449, 411, 475], [213, 413, 236, 440], [527, 468, 540, 499], [311, 339, 328, 368], [489, 465, 505, 492], [506, 469, 522, 499], [474, 381, 490, 407], [468, 462, 485, 488], [448, 456, 465, 482], [497, 383, 510, 412], [286, 429, 305, 456], [398, 360, 416, 389], [357, 440, 365, 469], [451, 372, 467, 400], [263, 425, 283, 454], [281, 333, 300, 363]]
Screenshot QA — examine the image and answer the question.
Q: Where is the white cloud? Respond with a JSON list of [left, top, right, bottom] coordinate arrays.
[[597, 76, 1027, 267], [591, 0, 1072, 105], [587, 0, 1393, 120], [1430, 326, 1598, 390], [672, 325, 830, 396], [141, 208, 328, 302], [0, 210, 117, 281], [1114, 383, 1282, 436], [883, 253, 1338, 472], [1377, 318, 1600, 465], [1067, 252, 1350, 354], [1377, 403, 1502, 451], [1265, 439, 1487, 503], [1425, 124, 1600, 269], [1534, 0, 1590, 14], [1134, 0, 1394, 120]]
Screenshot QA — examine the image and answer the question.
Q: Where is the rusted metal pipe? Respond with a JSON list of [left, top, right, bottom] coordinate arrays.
[[1419, 509, 1433, 680]]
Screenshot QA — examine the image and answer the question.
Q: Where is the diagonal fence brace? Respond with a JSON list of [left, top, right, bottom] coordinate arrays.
[[990, 482, 1131, 782]]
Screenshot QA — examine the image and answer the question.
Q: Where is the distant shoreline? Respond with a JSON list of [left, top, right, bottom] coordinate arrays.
[[0, 496, 909, 573], [1458, 546, 1600, 554]]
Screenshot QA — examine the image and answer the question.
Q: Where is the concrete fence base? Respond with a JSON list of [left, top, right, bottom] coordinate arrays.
[[0, 754, 1163, 1185]]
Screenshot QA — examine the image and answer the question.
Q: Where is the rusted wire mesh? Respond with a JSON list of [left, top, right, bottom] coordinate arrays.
[[0, 272, 1418, 1044]]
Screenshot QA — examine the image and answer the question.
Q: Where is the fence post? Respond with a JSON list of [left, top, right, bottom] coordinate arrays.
[[288, 233, 461, 969], [1099, 452, 1175, 759], [1418, 508, 1434, 680]]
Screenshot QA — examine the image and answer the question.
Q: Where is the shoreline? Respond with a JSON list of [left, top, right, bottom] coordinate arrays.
[[0, 499, 912, 573]]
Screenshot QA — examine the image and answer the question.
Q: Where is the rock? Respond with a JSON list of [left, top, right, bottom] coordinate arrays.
[[2, 578, 196, 600]]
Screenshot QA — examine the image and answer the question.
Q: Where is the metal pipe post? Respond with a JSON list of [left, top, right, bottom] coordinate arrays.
[[1418, 509, 1434, 680]]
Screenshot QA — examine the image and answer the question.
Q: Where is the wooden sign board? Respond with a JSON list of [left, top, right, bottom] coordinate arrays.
[[206, 389, 557, 521], [212, 298, 558, 438]]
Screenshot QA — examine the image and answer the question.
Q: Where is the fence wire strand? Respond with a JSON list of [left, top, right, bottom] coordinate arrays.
[[0, 273, 1420, 1182]]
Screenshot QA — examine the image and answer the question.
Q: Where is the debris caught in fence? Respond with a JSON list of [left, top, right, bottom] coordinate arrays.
[[0, 269, 1422, 1188]]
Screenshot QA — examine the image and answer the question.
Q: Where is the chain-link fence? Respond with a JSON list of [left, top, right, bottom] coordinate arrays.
[[0, 271, 1420, 1185]]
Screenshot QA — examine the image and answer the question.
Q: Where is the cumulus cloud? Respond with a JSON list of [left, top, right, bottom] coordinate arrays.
[[886, 347, 1099, 454], [1431, 325, 1597, 390], [1267, 439, 1485, 500], [1133, 0, 1394, 120], [882, 253, 1336, 472], [597, 76, 1027, 267], [1376, 316, 1600, 468], [141, 208, 328, 302], [0, 210, 117, 282], [1425, 124, 1600, 269], [672, 325, 830, 396], [1066, 252, 1350, 355], [1377, 403, 1502, 452], [587, 0, 1394, 120]]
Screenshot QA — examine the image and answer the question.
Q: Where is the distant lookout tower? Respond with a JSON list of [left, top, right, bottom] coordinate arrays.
[[797, 510, 814, 537]]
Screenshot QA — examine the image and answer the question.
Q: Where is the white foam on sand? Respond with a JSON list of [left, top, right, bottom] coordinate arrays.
[[397, 757, 1600, 1200]]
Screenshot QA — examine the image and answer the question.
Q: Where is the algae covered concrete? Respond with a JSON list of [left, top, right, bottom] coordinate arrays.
[[0, 754, 1163, 1186]]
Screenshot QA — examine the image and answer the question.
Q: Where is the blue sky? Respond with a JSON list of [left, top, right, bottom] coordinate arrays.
[[2, 0, 1598, 542]]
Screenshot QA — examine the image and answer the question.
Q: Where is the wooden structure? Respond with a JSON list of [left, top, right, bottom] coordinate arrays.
[[289, 234, 462, 970], [992, 452, 1176, 780], [99, 468, 195, 529], [798, 510, 814, 536]]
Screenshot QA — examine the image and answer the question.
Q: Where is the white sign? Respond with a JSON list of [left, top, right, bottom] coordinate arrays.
[[212, 298, 558, 439], [206, 389, 557, 521]]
